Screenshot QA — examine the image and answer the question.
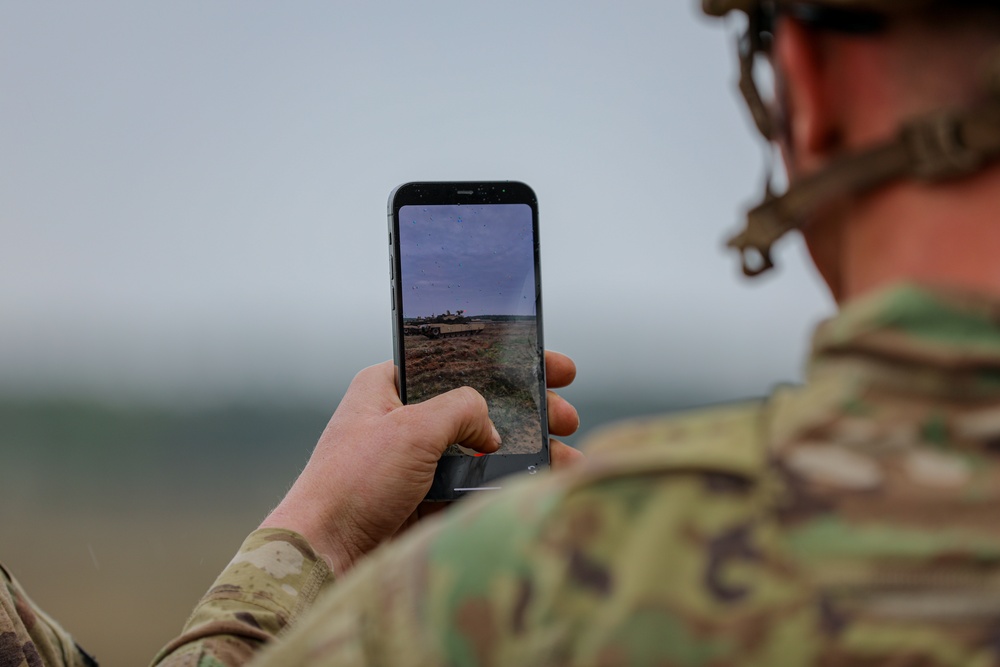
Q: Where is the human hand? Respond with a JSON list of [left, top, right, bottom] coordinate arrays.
[[399, 350, 583, 529], [260, 351, 581, 574]]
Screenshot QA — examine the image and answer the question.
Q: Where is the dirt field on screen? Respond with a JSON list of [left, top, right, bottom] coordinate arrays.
[[404, 320, 544, 455]]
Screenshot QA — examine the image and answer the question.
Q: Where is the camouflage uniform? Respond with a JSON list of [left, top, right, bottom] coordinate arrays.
[[0, 528, 331, 667], [0, 563, 97, 667], [152, 529, 332, 666], [235, 282, 1000, 666]]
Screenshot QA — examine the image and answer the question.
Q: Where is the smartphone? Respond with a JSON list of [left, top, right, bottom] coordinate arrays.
[[388, 181, 548, 501]]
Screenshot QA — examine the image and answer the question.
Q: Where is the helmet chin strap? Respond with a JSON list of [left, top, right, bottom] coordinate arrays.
[[729, 29, 1000, 277]]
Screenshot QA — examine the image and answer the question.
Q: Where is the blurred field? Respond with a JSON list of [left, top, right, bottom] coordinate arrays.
[[0, 394, 672, 666]]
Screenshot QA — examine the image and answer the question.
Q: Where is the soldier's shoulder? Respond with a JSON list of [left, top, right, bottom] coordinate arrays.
[[418, 400, 772, 556], [398, 401, 795, 666], [577, 400, 769, 480]]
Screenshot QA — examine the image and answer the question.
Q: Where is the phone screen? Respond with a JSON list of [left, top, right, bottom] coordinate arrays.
[[389, 182, 547, 498]]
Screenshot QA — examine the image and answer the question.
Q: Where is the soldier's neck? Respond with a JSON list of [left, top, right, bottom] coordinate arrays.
[[835, 166, 1000, 304]]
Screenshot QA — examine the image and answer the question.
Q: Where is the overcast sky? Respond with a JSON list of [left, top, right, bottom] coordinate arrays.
[[398, 203, 536, 318], [0, 1, 835, 408]]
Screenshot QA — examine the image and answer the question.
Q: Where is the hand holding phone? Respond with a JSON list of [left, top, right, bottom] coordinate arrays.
[[389, 182, 549, 500], [258, 351, 581, 574]]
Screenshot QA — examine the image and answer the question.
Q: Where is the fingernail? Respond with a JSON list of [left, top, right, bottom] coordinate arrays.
[[491, 424, 502, 447]]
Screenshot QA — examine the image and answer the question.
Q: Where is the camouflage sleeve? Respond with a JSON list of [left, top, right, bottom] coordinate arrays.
[[152, 528, 332, 667], [0, 563, 97, 667], [247, 454, 814, 667]]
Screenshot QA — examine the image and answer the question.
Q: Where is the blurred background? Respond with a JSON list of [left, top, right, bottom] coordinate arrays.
[[0, 1, 834, 664]]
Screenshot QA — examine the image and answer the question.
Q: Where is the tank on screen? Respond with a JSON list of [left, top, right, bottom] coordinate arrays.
[[405, 310, 486, 339]]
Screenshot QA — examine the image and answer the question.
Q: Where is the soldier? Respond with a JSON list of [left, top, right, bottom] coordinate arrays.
[[215, 1, 1000, 664], [10, 0, 1000, 665]]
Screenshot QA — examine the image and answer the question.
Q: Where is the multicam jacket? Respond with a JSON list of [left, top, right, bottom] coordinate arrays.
[[246, 283, 1000, 666], [151, 529, 332, 666], [0, 563, 97, 667], [0, 529, 331, 667]]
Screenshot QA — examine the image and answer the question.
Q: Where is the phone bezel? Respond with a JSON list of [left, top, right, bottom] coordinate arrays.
[[388, 181, 549, 501]]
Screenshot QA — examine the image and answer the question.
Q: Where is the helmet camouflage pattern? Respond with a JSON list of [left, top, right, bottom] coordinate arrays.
[[703, 0, 1000, 277]]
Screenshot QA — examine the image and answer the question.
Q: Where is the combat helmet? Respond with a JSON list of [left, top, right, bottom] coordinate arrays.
[[705, 0, 1000, 276]]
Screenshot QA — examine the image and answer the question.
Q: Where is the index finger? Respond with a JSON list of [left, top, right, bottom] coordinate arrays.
[[545, 350, 576, 389]]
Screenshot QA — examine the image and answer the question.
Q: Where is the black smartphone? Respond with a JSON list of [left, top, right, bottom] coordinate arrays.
[[388, 181, 548, 501]]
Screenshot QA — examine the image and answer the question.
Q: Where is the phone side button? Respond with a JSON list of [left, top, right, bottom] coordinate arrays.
[[390, 286, 395, 311]]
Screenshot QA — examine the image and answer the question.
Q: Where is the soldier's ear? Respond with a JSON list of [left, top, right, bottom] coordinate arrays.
[[773, 16, 839, 175]]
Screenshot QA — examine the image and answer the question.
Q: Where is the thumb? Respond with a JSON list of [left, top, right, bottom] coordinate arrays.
[[393, 386, 502, 458]]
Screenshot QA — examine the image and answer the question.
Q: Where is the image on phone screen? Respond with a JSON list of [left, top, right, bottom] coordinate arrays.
[[397, 202, 543, 455]]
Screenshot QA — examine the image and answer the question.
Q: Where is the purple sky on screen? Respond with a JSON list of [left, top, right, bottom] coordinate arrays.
[[399, 203, 536, 318]]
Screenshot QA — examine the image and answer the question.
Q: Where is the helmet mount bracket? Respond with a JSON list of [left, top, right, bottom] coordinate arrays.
[[718, 1, 1000, 277]]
